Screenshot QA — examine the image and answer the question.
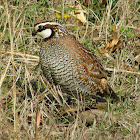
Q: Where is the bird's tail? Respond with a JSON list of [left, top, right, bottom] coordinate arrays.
[[108, 85, 120, 102], [99, 78, 120, 102]]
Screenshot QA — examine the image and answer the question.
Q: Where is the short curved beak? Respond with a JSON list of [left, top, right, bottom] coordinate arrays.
[[32, 30, 37, 36]]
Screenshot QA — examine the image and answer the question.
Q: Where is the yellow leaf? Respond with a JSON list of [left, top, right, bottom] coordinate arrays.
[[64, 13, 70, 18], [55, 12, 62, 19], [55, 12, 70, 19]]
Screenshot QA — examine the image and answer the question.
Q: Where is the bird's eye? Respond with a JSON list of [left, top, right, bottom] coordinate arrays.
[[39, 25, 43, 29]]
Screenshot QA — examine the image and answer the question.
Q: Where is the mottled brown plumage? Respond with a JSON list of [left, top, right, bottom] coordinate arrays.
[[32, 21, 119, 102]]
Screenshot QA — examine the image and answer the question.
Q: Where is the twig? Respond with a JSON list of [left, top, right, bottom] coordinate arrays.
[[2, 51, 140, 75], [0, 57, 12, 88], [105, 67, 140, 75], [1, 51, 39, 59]]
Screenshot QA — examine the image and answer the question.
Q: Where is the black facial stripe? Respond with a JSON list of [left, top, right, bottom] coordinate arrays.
[[51, 29, 55, 37], [37, 26, 47, 32]]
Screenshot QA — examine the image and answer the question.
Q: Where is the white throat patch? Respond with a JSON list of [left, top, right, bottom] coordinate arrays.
[[38, 28, 52, 39]]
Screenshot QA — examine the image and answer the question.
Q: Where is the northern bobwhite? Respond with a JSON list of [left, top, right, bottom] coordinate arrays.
[[32, 21, 119, 102]]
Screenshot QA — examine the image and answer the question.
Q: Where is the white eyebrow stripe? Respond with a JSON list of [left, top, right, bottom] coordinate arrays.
[[37, 22, 61, 26], [34, 22, 62, 32]]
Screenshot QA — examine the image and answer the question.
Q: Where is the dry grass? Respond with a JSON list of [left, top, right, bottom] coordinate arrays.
[[0, 0, 140, 139]]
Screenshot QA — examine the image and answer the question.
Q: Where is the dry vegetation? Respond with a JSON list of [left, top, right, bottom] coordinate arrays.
[[0, 0, 140, 139]]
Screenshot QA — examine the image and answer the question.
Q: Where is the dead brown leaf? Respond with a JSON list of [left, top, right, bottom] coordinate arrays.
[[101, 25, 121, 54], [70, 4, 87, 23]]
